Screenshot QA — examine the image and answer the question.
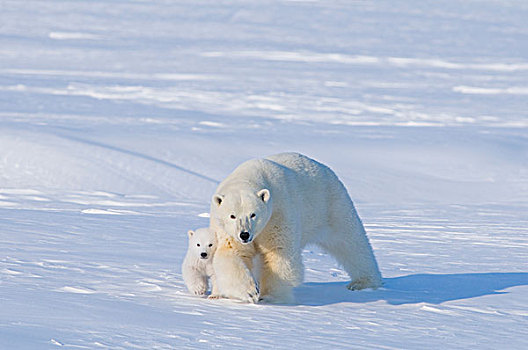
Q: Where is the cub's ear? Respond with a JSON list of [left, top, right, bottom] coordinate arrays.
[[257, 189, 270, 203], [187, 230, 194, 238], [213, 194, 224, 206]]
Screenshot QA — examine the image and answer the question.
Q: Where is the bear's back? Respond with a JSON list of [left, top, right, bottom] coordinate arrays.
[[265, 152, 335, 181], [220, 153, 340, 197]]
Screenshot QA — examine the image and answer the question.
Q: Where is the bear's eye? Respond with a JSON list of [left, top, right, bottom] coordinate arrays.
[[196, 243, 200, 247], [250, 213, 256, 219], [230, 214, 236, 219], [208, 244, 213, 247]]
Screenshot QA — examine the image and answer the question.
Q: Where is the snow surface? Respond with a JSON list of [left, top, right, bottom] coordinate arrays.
[[1, 0, 527, 349]]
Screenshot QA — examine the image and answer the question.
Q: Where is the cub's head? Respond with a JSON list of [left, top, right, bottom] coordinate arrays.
[[211, 187, 272, 244], [187, 227, 217, 260]]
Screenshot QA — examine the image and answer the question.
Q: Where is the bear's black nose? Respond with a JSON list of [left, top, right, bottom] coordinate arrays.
[[240, 231, 250, 241], [200, 252, 208, 258]]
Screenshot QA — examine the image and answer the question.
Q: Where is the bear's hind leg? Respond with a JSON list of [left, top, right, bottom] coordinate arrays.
[[317, 223, 382, 290]]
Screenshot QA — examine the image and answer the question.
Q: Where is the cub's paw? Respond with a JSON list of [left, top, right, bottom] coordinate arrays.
[[207, 294, 221, 300], [190, 286, 207, 296]]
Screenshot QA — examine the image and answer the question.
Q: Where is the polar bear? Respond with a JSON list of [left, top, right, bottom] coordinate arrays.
[[182, 227, 219, 298], [210, 152, 382, 304]]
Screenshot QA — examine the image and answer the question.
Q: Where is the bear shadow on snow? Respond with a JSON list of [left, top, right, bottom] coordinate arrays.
[[293, 272, 528, 306]]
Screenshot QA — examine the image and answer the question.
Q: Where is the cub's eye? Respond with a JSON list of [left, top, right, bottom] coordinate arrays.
[[208, 244, 213, 247], [230, 214, 236, 219], [196, 243, 200, 247], [250, 213, 256, 219]]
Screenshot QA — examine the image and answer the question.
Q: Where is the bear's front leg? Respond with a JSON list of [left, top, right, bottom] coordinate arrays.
[[207, 273, 221, 299], [213, 245, 259, 303], [259, 248, 304, 304]]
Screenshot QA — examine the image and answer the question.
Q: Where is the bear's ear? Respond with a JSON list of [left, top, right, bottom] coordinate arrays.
[[187, 230, 194, 238], [213, 194, 224, 206], [257, 189, 270, 203]]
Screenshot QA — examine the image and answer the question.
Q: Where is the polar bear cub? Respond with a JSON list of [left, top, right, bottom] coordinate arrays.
[[182, 227, 219, 297]]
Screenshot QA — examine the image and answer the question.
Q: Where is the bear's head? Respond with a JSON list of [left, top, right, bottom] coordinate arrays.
[[211, 187, 272, 244], [187, 227, 217, 260]]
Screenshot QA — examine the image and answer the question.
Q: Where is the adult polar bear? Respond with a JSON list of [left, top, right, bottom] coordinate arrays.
[[210, 153, 382, 303]]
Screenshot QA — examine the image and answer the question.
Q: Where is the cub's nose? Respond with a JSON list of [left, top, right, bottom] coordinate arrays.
[[200, 252, 208, 259], [239, 231, 250, 241]]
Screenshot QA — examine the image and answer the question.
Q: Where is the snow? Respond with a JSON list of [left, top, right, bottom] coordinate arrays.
[[1, 0, 527, 349]]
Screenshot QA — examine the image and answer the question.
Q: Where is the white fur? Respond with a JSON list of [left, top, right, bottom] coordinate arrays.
[[210, 152, 382, 304], [182, 227, 219, 298]]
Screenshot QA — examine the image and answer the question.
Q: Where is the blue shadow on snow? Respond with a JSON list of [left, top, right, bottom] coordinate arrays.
[[294, 272, 528, 306]]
